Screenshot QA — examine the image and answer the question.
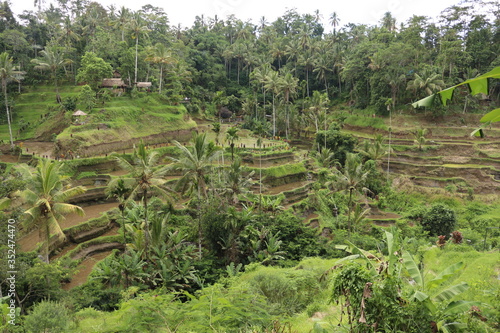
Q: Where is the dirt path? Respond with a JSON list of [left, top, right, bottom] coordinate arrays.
[[62, 251, 113, 290], [19, 141, 55, 159]]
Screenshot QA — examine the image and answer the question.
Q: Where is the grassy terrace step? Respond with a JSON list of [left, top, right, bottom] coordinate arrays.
[[59, 235, 124, 262], [248, 162, 307, 185], [0, 86, 82, 141]]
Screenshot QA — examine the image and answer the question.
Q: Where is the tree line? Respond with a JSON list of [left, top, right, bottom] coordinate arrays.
[[1, 0, 499, 136]]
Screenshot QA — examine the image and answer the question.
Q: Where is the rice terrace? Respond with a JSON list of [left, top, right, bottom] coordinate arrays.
[[0, 0, 499, 332]]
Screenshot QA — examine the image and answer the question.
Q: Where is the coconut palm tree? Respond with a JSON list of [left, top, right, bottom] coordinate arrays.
[[329, 12, 340, 38], [211, 122, 221, 146], [225, 126, 239, 160], [407, 72, 445, 99], [222, 157, 255, 204], [113, 6, 131, 42], [19, 160, 86, 263], [110, 142, 172, 253], [167, 133, 221, 256], [106, 178, 130, 244], [264, 70, 281, 137], [333, 153, 369, 237], [357, 134, 389, 164], [128, 13, 150, 84], [31, 46, 71, 99], [279, 69, 298, 139], [145, 43, 177, 94], [0, 52, 15, 148]]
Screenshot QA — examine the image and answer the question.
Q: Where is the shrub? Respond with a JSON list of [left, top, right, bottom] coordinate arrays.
[[24, 301, 71, 333], [421, 203, 457, 237]]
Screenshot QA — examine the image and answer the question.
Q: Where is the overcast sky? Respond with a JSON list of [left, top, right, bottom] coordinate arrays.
[[10, 0, 462, 30]]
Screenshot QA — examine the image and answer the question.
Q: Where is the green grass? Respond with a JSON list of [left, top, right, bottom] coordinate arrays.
[[1, 85, 197, 145], [0, 85, 82, 141], [254, 162, 307, 178], [422, 247, 500, 306], [344, 115, 388, 131]]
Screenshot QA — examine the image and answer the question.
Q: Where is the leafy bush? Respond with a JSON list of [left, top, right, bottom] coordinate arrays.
[[246, 267, 320, 315], [315, 127, 357, 166], [24, 301, 71, 333], [421, 203, 457, 237]]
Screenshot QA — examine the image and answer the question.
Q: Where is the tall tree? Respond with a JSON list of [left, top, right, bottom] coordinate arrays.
[[31, 46, 71, 99], [279, 69, 298, 139], [264, 70, 281, 137], [333, 153, 369, 237], [76, 51, 113, 91], [0, 52, 15, 148], [110, 142, 171, 253], [19, 160, 85, 262], [167, 133, 221, 256], [145, 43, 176, 94], [129, 12, 150, 84], [225, 126, 239, 160]]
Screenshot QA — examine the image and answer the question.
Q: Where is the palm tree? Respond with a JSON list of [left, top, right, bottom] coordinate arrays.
[[264, 70, 281, 137], [225, 126, 239, 160], [279, 69, 298, 139], [145, 43, 176, 94], [113, 6, 130, 42], [357, 134, 388, 163], [222, 157, 255, 204], [333, 153, 369, 237], [407, 72, 445, 99], [413, 128, 428, 150], [167, 133, 221, 256], [0, 52, 15, 148], [110, 142, 172, 253], [308, 91, 329, 147], [19, 160, 86, 263], [31, 46, 71, 99], [211, 122, 221, 146], [106, 178, 130, 244], [299, 49, 315, 97], [329, 12, 340, 38], [313, 52, 332, 95], [129, 13, 150, 84]]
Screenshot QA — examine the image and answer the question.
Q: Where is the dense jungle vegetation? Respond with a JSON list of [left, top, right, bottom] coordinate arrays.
[[0, 0, 499, 332]]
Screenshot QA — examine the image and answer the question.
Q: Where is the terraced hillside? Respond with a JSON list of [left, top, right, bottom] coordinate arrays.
[[343, 113, 500, 197]]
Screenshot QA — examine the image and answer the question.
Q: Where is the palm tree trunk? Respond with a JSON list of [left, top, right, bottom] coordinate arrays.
[[347, 188, 353, 238], [134, 35, 139, 84], [159, 65, 163, 94], [143, 189, 150, 253], [197, 185, 202, 259], [3, 81, 14, 148], [272, 94, 276, 137], [306, 68, 310, 97]]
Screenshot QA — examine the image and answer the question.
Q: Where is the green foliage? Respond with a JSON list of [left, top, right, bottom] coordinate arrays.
[[344, 114, 388, 130], [244, 266, 320, 316], [76, 52, 113, 91], [70, 280, 122, 312], [24, 301, 71, 333], [421, 203, 457, 237], [315, 127, 357, 166]]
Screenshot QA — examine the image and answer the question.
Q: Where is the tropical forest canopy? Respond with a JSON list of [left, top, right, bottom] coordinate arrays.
[[0, 0, 499, 125]]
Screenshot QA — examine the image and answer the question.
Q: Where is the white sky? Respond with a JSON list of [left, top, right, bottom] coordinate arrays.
[[10, 0, 462, 30]]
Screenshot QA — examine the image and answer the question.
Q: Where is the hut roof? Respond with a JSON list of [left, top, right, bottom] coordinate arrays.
[[135, 82, 152, 88], [72, 110, 88, 116], [101, 78, 127, 87]]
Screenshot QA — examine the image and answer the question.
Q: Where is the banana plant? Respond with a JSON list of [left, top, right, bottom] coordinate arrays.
[[402, 252, 481, 333]]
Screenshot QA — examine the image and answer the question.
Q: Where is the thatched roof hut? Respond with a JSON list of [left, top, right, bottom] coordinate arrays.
[[101, 78, 127, 88], [135, 82, 152, 89]]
